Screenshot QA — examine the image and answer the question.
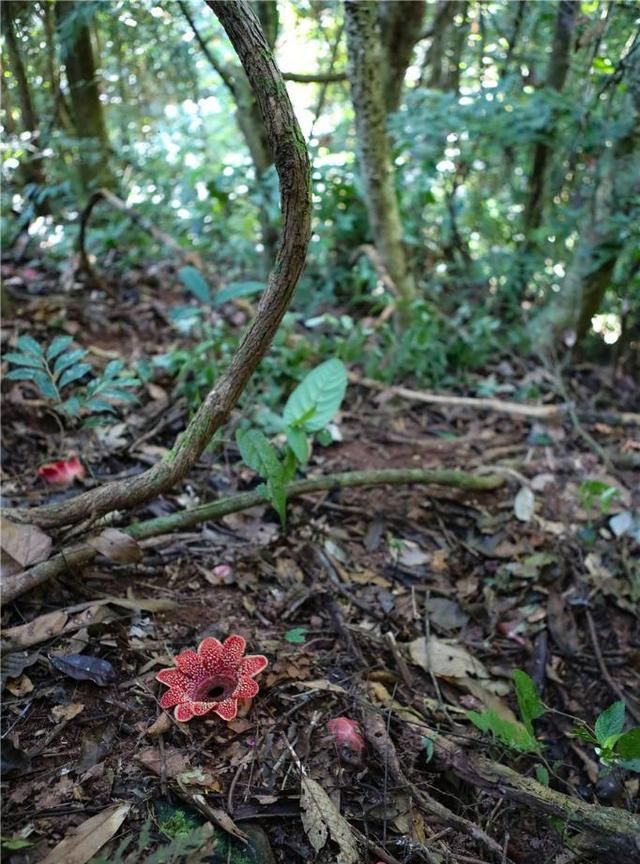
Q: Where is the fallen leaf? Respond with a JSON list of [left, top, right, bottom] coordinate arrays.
[[408, 635, 490, 680], [546, 592, 579, 655], [49, 654, 116, 686], [3, 610, 69, 649], [51, 703, 85, 722], [514, 487, 535, 522], [137, 746, 189, 778], [398, 541, 429, 567], [1, 650, 39, 689], [424, 597, 468, 632], [145, 713, 172, 737], [0, 517, 52, 567], [39, 802, 130, 864], [6, 674, 34, 696], [300, 775, 359, 863], [89, 528, 143, 563]]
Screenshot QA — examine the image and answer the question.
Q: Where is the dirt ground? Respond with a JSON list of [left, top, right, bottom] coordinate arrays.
[[2, 259, 639, 863]]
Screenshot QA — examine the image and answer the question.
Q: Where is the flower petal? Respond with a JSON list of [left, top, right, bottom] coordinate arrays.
[[190, 701, 217, 717], [222, 635, 246, 666], [240, 654, 268, 678], [174, 650, 202, 676], [175, 702, 195, 722], [213, 698, 238, 721], [197, 637, 224, 671], [233, 676, 260, 699], [156, 668, 187, 687], [160, 688, 184, 709]]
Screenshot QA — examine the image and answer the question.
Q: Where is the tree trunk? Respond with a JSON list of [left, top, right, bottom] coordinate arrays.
[[379, 0, 425, 112], [2, 1, 49, 214], [528, 48, 640, 348], [56, 0, 113, 190], [252, 0, 279, 50], [426, 1, 458, 90], [178, 0, 277, 271], [345, 1, 416, 307], [523, 0, 578, 233]]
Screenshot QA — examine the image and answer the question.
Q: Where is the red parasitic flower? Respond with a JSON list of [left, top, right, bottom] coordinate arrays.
[[156, 635, 268, 723], [37, 456, 85, 486]]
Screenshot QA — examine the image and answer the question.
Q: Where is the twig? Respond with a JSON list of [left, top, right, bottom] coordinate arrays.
[[585, 609, 640, 724], [350, 373, 569, 420]]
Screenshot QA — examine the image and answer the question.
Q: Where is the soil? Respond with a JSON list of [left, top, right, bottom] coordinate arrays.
[[1, 258, 639, 864]]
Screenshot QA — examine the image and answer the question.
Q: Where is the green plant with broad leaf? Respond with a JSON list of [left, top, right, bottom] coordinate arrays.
[[468, 669, 546, 754], [571, 701, 640, 772], [236, 358, 348, 526], [4, 335, 140, 427]]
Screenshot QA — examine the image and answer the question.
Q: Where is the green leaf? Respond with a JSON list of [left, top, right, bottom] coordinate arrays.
[[84, 398, 117, 414], [54, 348, 87, 376], [236, 428, 281, 479], [286, 426, 309, 464], [535, 764, 549, 786], [16, 335, 43, 357], [58, 362, 93, 389], [178, 266, 210, 304], [4, 369, 39, 381], [422, 736, 435, 763], [468, 708, 540, 753], [214, 280, 265, 305], [267, 475, 287, 527], [513, 669, 546, 734], [46, 335, 73, 361], [595, 701, 626, 746], [62, 397, 82, 417], [4, 353, 43, 369], [103, 359, 125, 379], [283, 359, 347, 432], [31, 370, 59, 401], [284, 626, 307, 644], [616, 727, 640, 760]]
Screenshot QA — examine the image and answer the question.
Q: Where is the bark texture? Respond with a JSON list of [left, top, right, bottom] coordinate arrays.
[[56, 0, 113, 189], [2, 1, 49, 212], [379, 0, 425, 111], [529, 46, 640, 347], [7, 0, 311, 531], [524, 0, 578, 232], [345, 1, 416, 305]]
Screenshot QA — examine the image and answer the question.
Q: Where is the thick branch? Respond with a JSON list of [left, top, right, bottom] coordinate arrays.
[[5, 0, 311, 531], [1, 468, 503, 605]]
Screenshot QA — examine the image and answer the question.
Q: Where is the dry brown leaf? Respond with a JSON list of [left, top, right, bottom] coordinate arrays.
[[3, 610, 69, 649], [137, 746, 189, 778], [408, 635, 490, 680], [0, 516, 52, 567], [300, 775, 359, 864], [51, 703, 85, 722], [39, 801, 130, 864], [6, 674, 34, 696], [89, 528, 143, 563], [145, 712, 172, 737]]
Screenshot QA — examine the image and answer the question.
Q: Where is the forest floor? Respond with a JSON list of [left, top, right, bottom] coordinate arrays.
[[1, 257, 639, 864]]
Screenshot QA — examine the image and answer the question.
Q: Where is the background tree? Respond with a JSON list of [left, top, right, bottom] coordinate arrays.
[[345, 0, 416, 307], [55, 0, 113, 190]]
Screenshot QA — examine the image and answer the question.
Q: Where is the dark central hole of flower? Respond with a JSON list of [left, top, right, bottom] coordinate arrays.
[[194, 676, 237, 702]]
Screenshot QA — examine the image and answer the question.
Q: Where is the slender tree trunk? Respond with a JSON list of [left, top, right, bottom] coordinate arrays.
[[252, 0, 279, 50], [523, 0, 578, 233], [345, 1, 416, 307], [528, 48, 640, 348], [379, 0, 425, 112], [2, 1, 49, 214], [56, 0, 113, 190], [178, 0, 277, 271], [426, 0, 458, 90]]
